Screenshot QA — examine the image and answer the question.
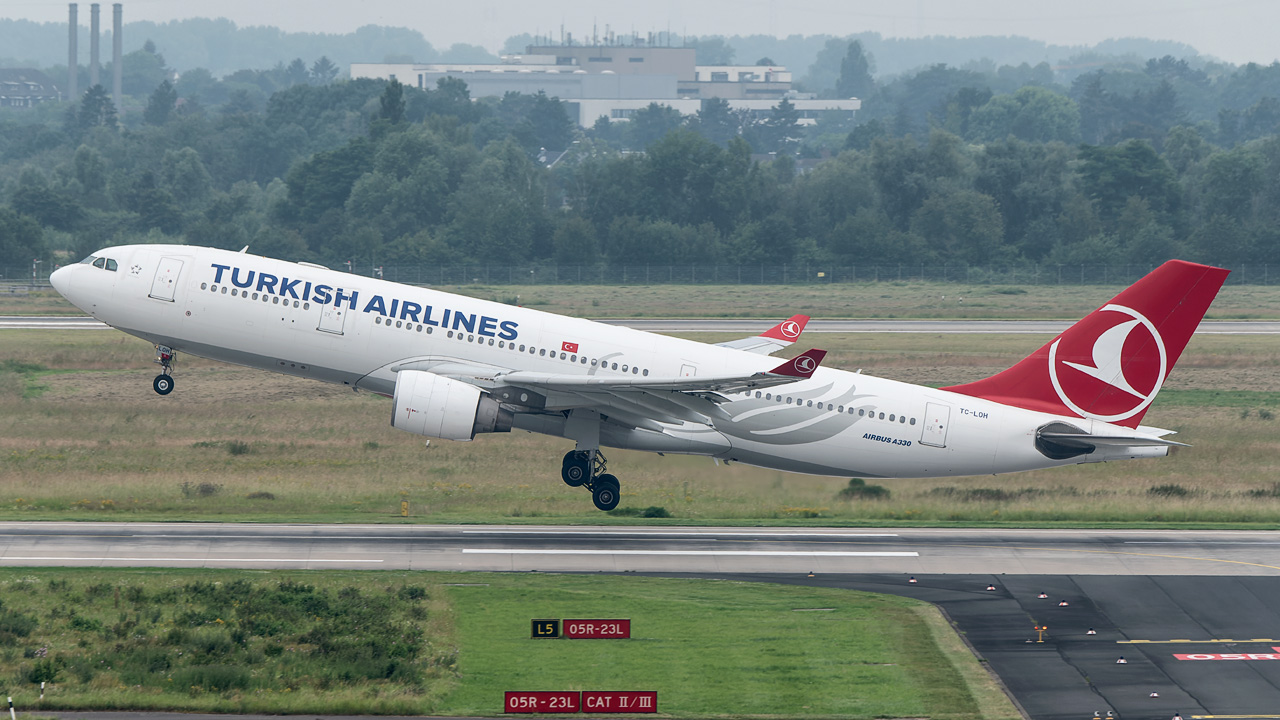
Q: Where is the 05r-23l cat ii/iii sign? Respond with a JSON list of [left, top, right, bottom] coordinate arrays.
[[51, 246, 1228, 511]]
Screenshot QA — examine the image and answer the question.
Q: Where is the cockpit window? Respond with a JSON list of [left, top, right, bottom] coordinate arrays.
[[79, 255, 98, 265], [105, 259, 117, 272], [92, 257, 105, 269]]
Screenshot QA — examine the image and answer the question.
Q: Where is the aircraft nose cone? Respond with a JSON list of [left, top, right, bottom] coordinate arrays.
[[49, 265, 72, 297]]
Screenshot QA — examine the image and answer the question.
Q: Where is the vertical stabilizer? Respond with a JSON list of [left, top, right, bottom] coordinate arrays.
[[943, 260, 1229, 428]]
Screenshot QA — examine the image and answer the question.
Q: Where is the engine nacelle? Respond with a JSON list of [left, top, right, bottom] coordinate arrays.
[[391, 370, 512, 441]]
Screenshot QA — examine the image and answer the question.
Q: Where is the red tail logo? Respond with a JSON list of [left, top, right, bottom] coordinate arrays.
[[1048, 303, 1166, 423], [944, 260, 1229, 428]]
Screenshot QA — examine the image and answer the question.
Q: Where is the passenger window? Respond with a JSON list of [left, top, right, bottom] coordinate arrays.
[[879, 412, 885, 420], [910, 418, 916, 425], [570, 355, 577, 362], [642, 368, 648, 375], [622, 365, 629, 372], [889, 414, 895, 422], [756, 392, 763, 398], [105, 259, 117, 271], [632, 367, 638, 374], [806, 400, 813, 407], [540, 349, 546, 356], [611, 363, 618, 370], [232, 289, 239, 297], [222, 287, 228, 294], [859, 409, 865, 416], [900, 416, 907, 423]]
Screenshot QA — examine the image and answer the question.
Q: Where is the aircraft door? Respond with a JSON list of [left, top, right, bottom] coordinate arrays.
[[920, 402, 950, 448], [317, 304, 347, 335], [148, 257, 184, 302]]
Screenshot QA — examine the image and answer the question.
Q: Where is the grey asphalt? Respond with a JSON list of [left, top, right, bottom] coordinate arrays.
[[5, 525, 1280, 719], [0, 523, 1276, 576], [6, 315, 1280, 334]]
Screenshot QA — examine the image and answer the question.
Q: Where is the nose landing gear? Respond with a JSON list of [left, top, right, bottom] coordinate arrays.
[[561, 449, 620, 511], [153, 345, 176, 395]]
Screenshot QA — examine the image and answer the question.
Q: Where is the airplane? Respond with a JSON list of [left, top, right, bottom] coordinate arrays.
[[50, 246, 1228, 511]]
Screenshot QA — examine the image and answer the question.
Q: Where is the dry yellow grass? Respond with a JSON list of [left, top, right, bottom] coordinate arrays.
[[1, 328, 1278, 524]]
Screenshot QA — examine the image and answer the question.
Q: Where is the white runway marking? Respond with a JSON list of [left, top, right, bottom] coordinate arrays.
[[462, 530, 899, 537], [463, 549, 918, 557]]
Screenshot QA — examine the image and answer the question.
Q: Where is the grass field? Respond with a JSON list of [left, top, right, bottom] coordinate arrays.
[[3, 329, 1280, 526], [9, 279, 1280, 319], [0, 569, 1015, 720]]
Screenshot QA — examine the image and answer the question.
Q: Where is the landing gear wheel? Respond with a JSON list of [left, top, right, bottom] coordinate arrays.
[[153, 374, 174, 395], [592, 474, 620, 511], [561, 450, 590, 487]]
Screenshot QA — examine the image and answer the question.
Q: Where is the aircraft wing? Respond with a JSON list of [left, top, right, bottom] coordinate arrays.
[[715, 314, 810, 355], [494, 349, 827, 428]]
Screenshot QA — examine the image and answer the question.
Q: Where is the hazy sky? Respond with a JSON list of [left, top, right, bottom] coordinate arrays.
[[6, 0, 1280, 64]]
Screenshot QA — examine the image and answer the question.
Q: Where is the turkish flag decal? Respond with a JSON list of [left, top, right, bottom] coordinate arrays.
[[562, 341, 579, 353]]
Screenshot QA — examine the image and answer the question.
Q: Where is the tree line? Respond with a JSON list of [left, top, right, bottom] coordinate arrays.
[[6, 45, 1280, 273]]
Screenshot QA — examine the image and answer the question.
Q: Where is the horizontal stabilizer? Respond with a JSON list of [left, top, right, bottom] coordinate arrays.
[[716, 314, 810, 355], [1038, 431, 1189, 449]]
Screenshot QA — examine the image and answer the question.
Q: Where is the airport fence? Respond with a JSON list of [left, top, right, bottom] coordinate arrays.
[[5, 263, 1279, 287]]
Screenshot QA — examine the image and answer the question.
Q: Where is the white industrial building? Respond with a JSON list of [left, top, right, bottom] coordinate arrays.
[[350, 44, 860, 127]]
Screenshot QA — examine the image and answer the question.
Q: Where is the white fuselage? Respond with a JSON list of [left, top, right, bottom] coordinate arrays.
[[52, 245, 1166, 479]]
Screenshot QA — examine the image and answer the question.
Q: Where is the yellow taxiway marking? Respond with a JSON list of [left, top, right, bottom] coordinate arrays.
[[1120, 638, 1276, 644]]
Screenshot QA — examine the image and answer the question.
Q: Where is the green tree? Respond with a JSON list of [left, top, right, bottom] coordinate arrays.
[[378, 78, 405, 125], [160, 147, 213, 205], [310, 56, 339, 85], [144, 80, 177, 125], [0, 208, 45, 266], [552, 215, 599, 264], [76, 85, 117, 131], [689, 37, 735, 65], [285, 58, 310, 87], [1077, 140, 1181, 227], [911, 189, 1006, 265], [835, 41, 875, 99], [626, 103, 684, 149], [692, 98, 740, 147], [118, 45, 169, 97], [968, 86, 1080, 143]]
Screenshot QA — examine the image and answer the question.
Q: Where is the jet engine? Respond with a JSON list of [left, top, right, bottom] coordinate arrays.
[[391, 370, 512, 441]]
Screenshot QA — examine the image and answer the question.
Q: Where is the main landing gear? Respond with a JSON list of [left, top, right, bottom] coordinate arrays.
[[561, 449, 620, 511], [153, 345, 176, 395]]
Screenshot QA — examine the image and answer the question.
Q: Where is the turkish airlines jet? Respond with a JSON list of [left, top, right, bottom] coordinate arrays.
[[50, 246, 1228, 511]]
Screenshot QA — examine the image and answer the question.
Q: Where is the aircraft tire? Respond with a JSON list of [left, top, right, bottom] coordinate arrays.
[[153, 374, 174, 396], [561, 451, 590, 487], [592, 474, 620, 511]]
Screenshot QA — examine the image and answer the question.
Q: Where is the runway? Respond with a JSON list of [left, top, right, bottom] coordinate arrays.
[[0, 522, 1275, 575], [4, 523, 1279, 719], [6, 315, 1280, 334]]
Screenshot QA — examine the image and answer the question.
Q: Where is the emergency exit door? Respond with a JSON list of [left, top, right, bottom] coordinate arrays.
[[920, 402, 950, 448], [317, 304, 347, 335], [148, 257, 184, 302]]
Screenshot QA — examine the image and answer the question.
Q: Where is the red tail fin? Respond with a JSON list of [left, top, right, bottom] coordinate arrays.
[[943, 260, 1229, 428]]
